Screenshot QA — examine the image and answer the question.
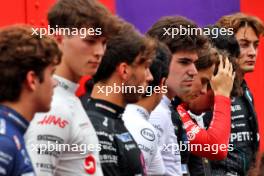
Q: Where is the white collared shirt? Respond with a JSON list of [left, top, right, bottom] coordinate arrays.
[[149, 95, 182, 176], [123, 104, 165, 175], [25, 75, 103, 176]]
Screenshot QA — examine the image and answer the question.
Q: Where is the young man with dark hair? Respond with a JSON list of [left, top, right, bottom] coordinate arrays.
[[146, 16, 208, 175], [25, 0, 120, 175], [122, 42, 171, 175], [179, 53, 235, 176], [0, 25, 61, 176], [81, 22, 155, 175], [201, 12, 264, 175], [184, 24, 255, 175]]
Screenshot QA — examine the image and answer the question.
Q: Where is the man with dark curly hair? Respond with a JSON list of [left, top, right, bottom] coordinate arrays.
[[0, 25, 61, 176]]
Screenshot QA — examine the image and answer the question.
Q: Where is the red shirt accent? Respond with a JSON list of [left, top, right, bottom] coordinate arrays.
[[75, 75, 92, 97], [177, 95, 231, 160]]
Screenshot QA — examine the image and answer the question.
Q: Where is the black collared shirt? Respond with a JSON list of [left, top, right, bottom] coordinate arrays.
[[82, 98, 146, 176]]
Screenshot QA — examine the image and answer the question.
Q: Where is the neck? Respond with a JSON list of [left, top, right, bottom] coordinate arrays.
[[91, 82, 126, 108], [166, 90, 174, 100], [1, 101, 34, 122], [242, 73, 245, 79], [136, 96, 157, 113], [55, 60, 80, 83]]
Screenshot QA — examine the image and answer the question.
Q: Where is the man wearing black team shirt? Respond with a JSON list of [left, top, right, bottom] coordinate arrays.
[[211, 13, 264, 176], [81, 22, 155, 176], [188, 13, 264, 175]]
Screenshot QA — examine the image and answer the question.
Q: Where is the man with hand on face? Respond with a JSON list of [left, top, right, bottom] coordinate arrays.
[[81, 22, 155, 176], [169, 42, 236, 175], [204, 12, 264, 176], [147, 16, 208, 175], [122, 42, 172, 175], [186, 24, 258, 175], [178, 53, 235, 175], [0, 25, 61, 176], [25, 0, 120, 175]]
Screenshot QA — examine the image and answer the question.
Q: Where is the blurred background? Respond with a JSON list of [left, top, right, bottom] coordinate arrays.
[[0, 0, 263, 150]]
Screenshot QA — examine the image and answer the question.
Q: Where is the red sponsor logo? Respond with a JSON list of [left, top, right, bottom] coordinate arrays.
[[84, 155, 96, 174], [38, 115, 69, 128]]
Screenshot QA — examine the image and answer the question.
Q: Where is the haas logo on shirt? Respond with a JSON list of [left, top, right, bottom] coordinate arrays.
[[84, 155, 96, 174], [38, 115, 69, 128]]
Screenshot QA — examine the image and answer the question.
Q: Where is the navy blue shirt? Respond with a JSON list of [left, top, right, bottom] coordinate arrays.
[[0, 105, 35, 176]]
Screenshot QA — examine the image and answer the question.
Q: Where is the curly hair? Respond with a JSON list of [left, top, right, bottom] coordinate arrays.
[[217, 13, 264, 37], [0, 25, 61, 102]]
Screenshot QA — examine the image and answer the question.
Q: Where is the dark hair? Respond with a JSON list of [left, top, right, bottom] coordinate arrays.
[[93, 22, 156, 83], [146, 16, 208, 54], [217, 13, 264, 37], [149, 41, 172, 88], [0, 25, 61, 102], [205, 26, 243, 96], [205, 25, 240, 58], [48, 0, 121, 38], [195, 48, 218, 71]]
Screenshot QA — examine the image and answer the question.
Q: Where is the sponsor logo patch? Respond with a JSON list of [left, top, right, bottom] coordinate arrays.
[[116, 132, 133, 142], [140, 128, 155, 141], [84, 155, 96, 174], [38, 115, 69, 128]]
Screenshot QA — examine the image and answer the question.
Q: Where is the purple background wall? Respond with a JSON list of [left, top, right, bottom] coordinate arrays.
[[117, 0, 240, 33]]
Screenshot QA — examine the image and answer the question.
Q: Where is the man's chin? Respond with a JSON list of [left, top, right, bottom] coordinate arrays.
[[243, 67, 255, 73], [180, 87, 192, 95], [84, 70, 97, 76]]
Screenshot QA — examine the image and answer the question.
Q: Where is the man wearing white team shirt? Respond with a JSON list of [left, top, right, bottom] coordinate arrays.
[[122, 43, 170, 175], [25, 0, 120, 175], [147, 16, 208, 175]]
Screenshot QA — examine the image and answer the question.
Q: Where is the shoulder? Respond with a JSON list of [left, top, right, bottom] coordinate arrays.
[[0, 135, 17, 175], [0, 135, 17, 151], [25, 96, 74, 142], [151, 102, 171, 119], [0, 135, 17, 164], [33, 88, 80, 124], [149, 102, 171, 129]]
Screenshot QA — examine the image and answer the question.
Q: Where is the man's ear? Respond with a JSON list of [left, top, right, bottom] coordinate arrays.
[[25, 71, 39, 91], [117, 62, 131, 80], [54, 34, 63, 44]]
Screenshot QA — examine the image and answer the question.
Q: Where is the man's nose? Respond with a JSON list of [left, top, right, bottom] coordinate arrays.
[[146, 68, 154, 82], [247, 44, 257, 59], [188, 63, 198, 76]]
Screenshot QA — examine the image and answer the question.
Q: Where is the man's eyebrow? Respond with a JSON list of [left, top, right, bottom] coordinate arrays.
[[178, 57, 193, 61], [239, 39, 250, 43], [178, 57, 195, 63], [239, 38, 259, 43]]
